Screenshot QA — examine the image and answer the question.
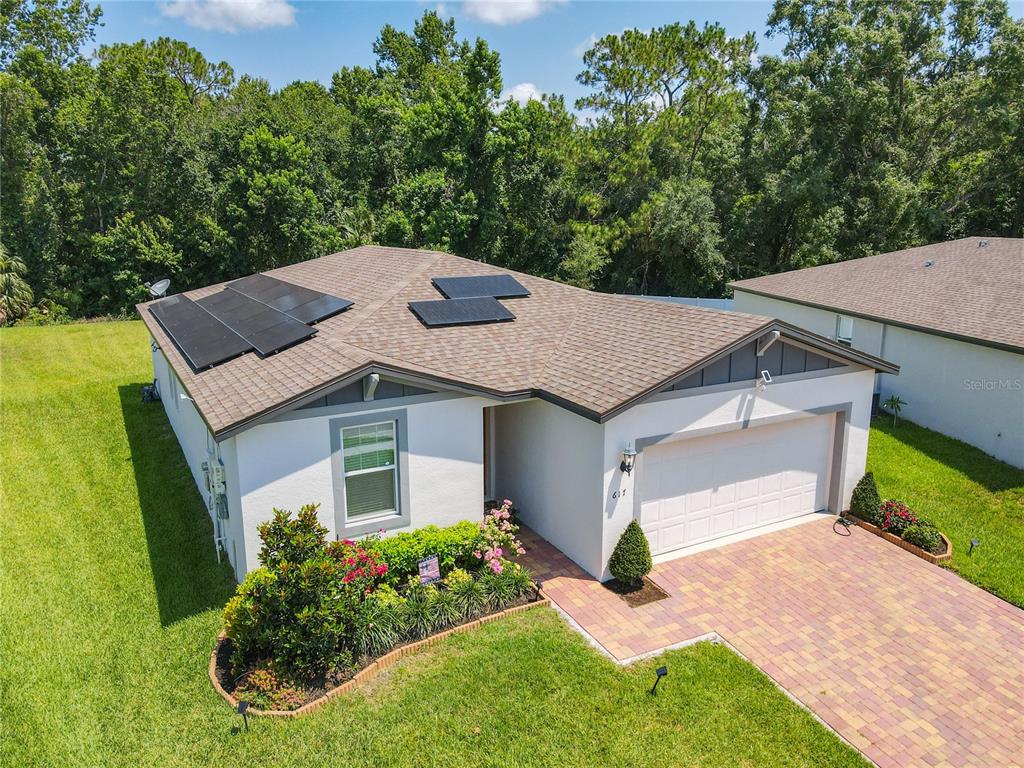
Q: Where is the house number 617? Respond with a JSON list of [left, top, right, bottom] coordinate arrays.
[[612, 488, 628, 499]]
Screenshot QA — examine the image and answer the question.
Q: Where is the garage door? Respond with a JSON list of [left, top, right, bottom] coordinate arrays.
[[639, 415, 834, 556]]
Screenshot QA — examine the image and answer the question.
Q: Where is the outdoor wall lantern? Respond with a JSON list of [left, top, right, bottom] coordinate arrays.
[[620, 442, 637, 475]]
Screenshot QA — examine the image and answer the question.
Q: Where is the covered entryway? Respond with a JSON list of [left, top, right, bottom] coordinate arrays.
[[639, 414, 833, 556]]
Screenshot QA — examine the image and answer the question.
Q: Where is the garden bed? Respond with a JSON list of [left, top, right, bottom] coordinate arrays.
[[210, 592, 549, 717], [848, 515, 952, 564], [603, 576, 670, 608]]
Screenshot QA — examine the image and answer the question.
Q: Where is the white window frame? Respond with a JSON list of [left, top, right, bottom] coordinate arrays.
[[835, 314, 854, 347], [340, 420, 400, 524]]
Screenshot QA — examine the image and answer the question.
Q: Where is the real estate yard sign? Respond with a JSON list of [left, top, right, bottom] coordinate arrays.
[[418, 554, 441, 585]]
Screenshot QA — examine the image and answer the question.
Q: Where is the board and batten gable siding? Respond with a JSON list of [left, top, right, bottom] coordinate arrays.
[[734, 291, 1023, 467], [150, 342, 246, 579], [601, 367, 876, 580], [232, 392, 489, 575]]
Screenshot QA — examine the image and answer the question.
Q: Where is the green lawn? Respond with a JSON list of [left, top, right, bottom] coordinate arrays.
[[868, 418, 1024, 608], [0, 321, 865, 768]]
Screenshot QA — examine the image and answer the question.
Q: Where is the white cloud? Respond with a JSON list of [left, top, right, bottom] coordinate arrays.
[[572, 33, 597, 59], [159, 0, 296, 33], [498, 82, 544, 106], [462, 0, 564, 26]]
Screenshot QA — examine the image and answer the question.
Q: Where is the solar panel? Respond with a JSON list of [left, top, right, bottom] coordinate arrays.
[[431, 275, 530, 300], [227, 273, 353, 324], [408, 296, 515, 327], [196, 290, 315, 356], [148, 295, 252, 371]]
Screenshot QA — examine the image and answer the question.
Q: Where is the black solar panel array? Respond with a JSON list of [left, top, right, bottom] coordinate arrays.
[[408, 273, 529, 328], [409, 296, 515, 327], [431, 274, 530, 300], [195, 289, 315, 356], [149, 274, 353, 372], [148, 295, 251, 370], [227, 273, 353, 324]]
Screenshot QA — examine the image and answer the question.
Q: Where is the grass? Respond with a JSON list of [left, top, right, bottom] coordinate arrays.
[[0, 320, 867, 768], [868, 417, 1024, 608]]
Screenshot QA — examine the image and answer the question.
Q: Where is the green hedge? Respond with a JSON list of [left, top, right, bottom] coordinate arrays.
[[367, 521, 480, 587]]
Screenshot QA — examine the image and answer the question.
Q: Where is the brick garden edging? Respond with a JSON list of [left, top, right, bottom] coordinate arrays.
[[208, 596, 550, 718], [848, 515, 952, 564]]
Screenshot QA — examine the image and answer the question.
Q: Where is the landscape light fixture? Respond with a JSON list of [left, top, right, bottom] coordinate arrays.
[[969, 538, 980, 555], [650, 666, 668, 696], [620, 443, 637, 475], [237, 700, 250, 732]]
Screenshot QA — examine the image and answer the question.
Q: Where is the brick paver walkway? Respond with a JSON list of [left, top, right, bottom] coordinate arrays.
[[520, 518, 1024, 768]]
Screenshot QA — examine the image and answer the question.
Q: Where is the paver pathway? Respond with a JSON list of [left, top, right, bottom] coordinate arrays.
[[520, 518, 1024, 768]]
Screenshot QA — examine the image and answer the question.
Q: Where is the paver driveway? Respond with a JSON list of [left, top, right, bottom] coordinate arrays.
[[520, 518, 1024, 768]]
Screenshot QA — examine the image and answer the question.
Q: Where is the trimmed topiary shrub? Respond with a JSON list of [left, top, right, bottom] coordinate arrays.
[[902, 521, 943, 554], [850, 472, 882, 525], [608, 520, 652, 587]]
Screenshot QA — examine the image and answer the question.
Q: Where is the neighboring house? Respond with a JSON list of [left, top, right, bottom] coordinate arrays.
[[138, 245, 896, 582], [731, 237, 1023, 468]]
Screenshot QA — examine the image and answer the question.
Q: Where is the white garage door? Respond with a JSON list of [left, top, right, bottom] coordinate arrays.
[[639, 415, 834, 556]]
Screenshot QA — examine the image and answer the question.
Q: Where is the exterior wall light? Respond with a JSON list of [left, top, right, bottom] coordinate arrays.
[[620, 442, 637, 475]]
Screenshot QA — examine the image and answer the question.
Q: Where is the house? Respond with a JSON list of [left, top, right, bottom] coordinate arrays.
[[731, 237, 1023, 468], [138, 245, 897, 582]]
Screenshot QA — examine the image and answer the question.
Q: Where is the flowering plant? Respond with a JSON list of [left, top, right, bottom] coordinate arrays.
[[472, 499, 526, 574], [879, 499, 917, 535], [326, 538, 389, 596]]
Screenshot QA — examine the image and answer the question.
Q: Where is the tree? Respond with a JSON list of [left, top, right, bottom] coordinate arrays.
[[0, 241, 33, 322]]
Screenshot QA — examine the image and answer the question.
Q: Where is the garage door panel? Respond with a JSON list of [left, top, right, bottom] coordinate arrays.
[[639, 415, 833, 556]]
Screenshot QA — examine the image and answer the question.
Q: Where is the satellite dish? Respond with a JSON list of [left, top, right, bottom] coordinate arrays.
[[146, 279, 171, 299]]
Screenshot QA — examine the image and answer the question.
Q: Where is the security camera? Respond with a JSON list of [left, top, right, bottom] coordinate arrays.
[[756, 370, 772, 392]]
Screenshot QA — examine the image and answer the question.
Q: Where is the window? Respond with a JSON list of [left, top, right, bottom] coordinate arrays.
[[341, 421, 398, 519], [835, 315, 854, 346]]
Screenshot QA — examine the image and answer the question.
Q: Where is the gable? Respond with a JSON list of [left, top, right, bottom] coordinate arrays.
[[297, 376, 436, 411]]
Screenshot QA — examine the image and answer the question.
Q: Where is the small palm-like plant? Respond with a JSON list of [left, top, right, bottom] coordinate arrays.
[[882, 394, 907, 426], [0, 242, 33, 324]]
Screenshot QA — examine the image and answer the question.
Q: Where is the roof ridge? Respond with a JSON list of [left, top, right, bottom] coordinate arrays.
[[532, 288, 595, 386]]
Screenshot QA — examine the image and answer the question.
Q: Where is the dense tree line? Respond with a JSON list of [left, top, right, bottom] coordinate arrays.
[[1, 0, 1021, 320]]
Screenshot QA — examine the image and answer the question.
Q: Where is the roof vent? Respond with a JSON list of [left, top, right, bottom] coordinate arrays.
[[979, 239, 989, 247], [924, 260, 934, 267]]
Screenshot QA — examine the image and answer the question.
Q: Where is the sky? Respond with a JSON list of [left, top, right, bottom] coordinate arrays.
[[88, 1, 788, 107]]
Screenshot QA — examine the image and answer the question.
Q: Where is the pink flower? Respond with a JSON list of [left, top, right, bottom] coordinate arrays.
[[516, 547, 526, 556], [503, 499, 512, 507], [473, 550, 482, 559], [493, 547, 503, 558], [342, 538, 356, 546], [489, 560, 503, 574]]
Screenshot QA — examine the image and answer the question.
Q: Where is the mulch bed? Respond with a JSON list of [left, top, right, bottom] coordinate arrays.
[[603, 576, 670, 608], [215, 592, 539, 711]]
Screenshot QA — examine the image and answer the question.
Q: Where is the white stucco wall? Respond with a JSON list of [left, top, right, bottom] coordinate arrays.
[[599, 367, 876, 580], [232, 394, 489, 574], [734, 291, 1024, 467], [151, 342, 244, 578], [492, 399, 605, 577]]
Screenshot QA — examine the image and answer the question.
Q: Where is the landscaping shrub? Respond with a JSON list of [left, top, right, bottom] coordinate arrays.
[[472, 500, 526, 574], [234, 664, 305, 711], [430, 588, 461, 630], [223, 504, 388, 678], [850, 472, 882, 525], [369, 521, 479, 587], [879, 499, 917, 536], [608, 520, 652, 587], [353, 587, 406, 657], [902, 521, 944, 554], [445, 567, 485, 618], [403, 582, 438, 639]]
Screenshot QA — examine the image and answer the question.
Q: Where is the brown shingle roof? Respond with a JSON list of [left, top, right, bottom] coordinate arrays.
[[730, 237, 1023, 353], [139, 245, 780, 437]]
